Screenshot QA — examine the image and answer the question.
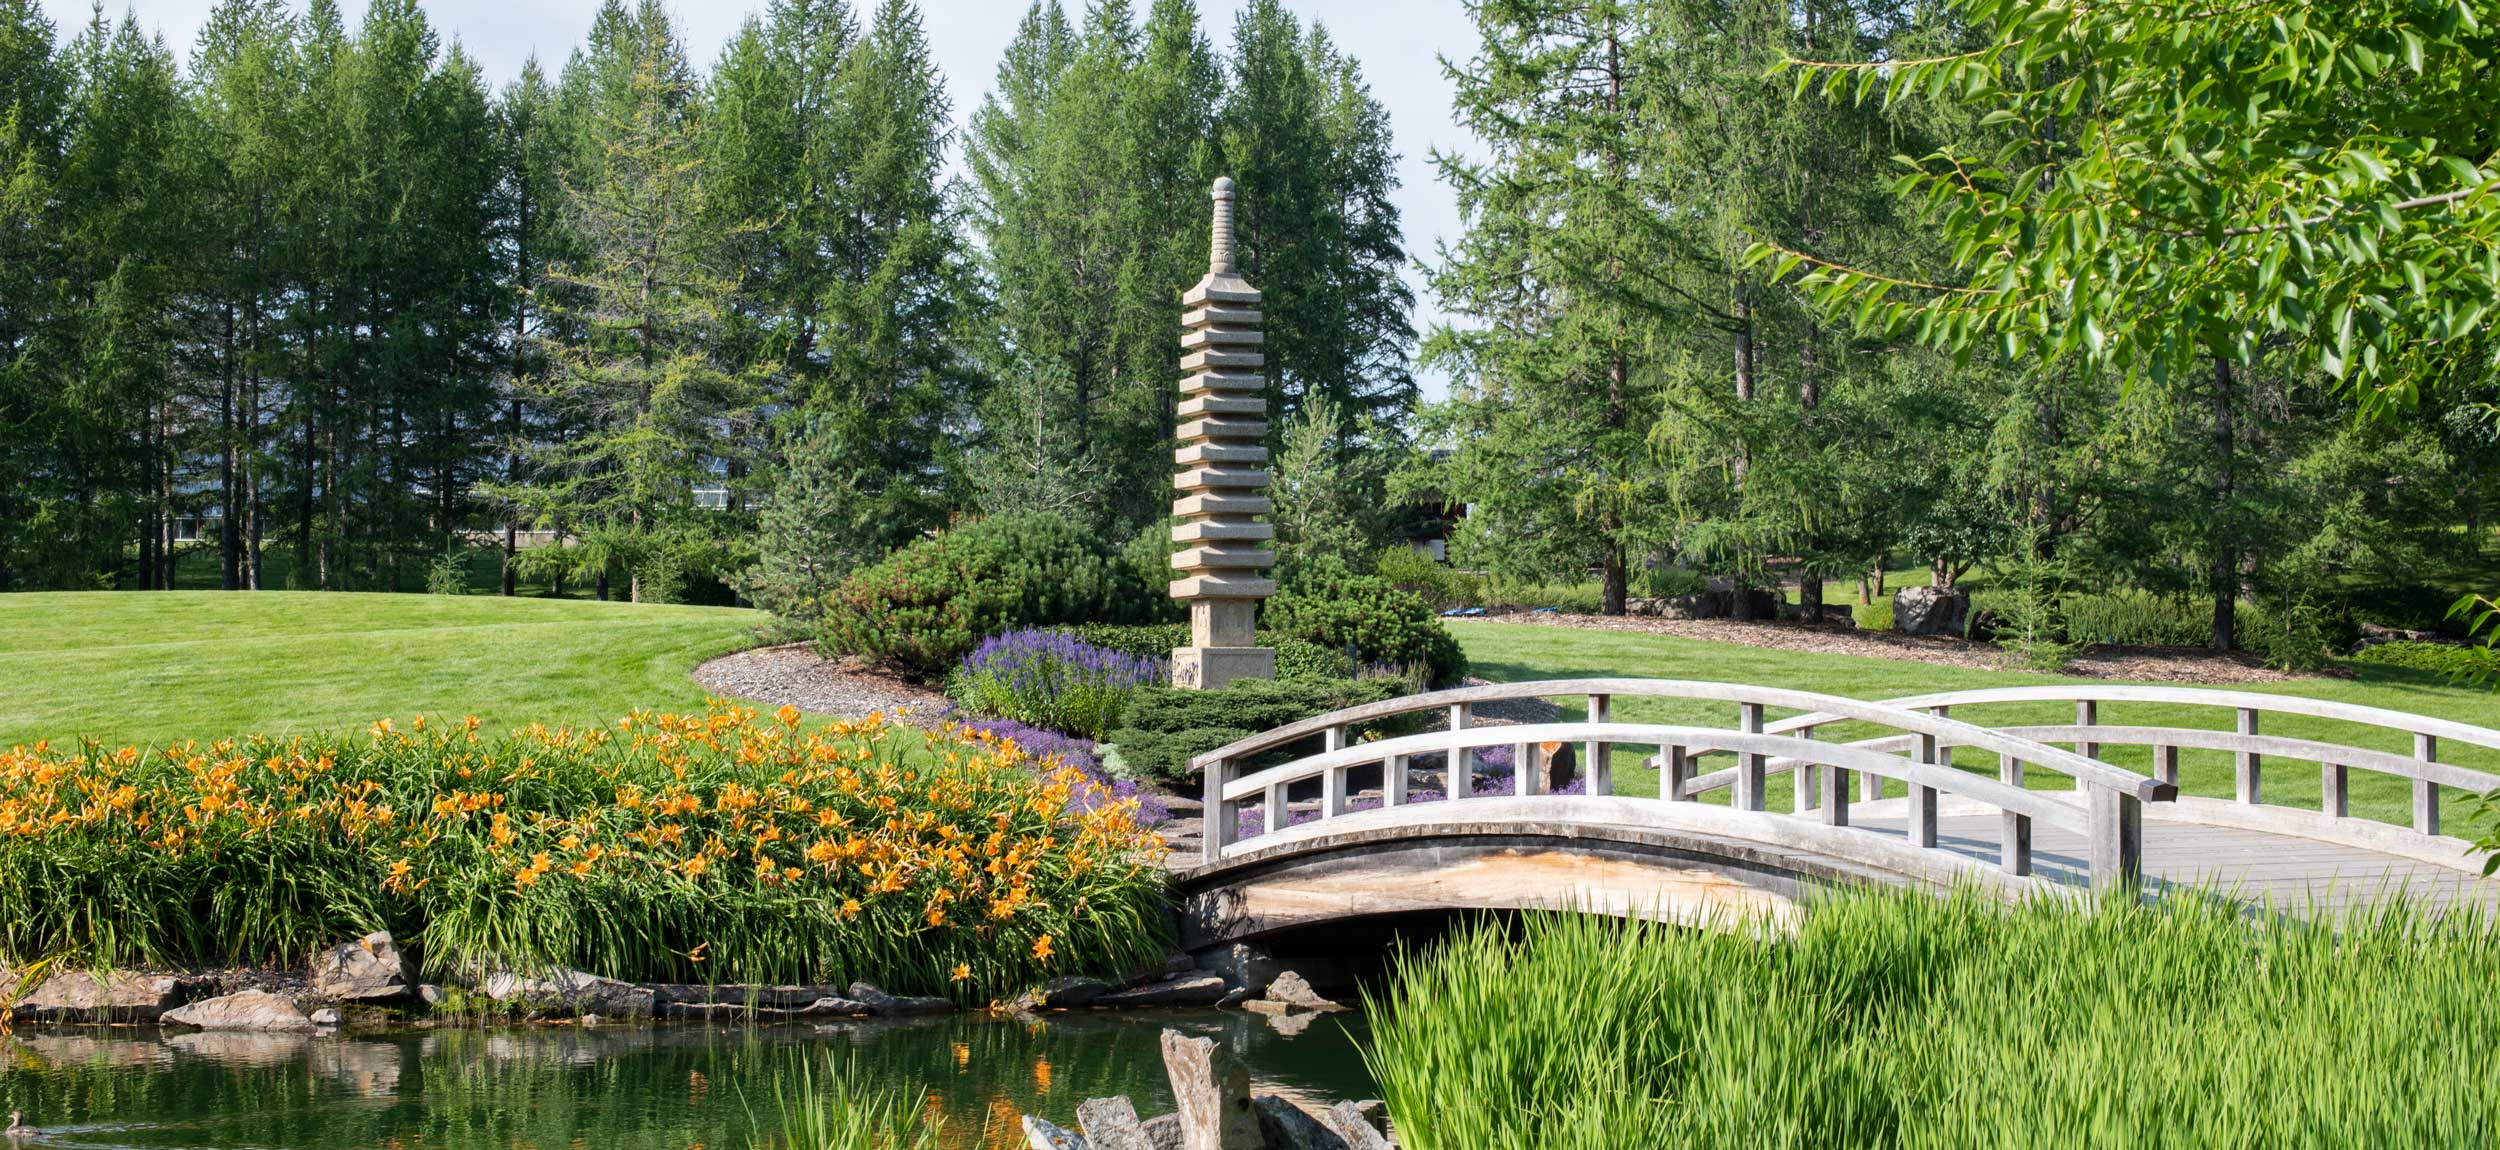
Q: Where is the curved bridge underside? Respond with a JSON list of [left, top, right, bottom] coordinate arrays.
[[1168, 795, 2500, 950]]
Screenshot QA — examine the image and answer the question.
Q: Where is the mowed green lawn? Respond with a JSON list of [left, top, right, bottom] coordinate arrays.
[[1451, 621, 2500, 828], [0, 592, 766, 749]]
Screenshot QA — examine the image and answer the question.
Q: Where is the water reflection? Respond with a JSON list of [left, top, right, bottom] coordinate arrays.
[[0, 1011, 1373, 1150]]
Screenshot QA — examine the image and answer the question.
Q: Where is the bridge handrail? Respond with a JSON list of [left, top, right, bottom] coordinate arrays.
[[1217, 721, 2087, 832], [1762, 684, 2500, 840], [1188, 677, 2168, 800], [1772, 685, 2500, 754]]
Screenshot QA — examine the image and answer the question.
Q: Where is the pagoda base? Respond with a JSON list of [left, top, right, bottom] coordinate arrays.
[[1171, 646, 1275, 690]]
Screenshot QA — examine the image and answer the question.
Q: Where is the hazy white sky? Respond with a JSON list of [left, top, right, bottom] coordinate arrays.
[[39, 0, 1482, 397]]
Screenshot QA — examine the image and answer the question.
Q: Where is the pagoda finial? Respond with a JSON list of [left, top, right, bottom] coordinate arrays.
[[1209, 177, 1237, 275]]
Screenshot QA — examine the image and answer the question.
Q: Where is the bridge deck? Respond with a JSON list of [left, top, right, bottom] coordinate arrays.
[[1170, 793, 2500, 923], [1856, 798, 2500, 918]]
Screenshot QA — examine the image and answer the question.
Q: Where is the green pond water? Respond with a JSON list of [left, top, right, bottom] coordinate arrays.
[[0, 1012, 1374, 1150]]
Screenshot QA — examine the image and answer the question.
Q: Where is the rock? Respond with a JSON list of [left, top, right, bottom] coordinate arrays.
[[1161, 1030, 1261, 1150], [1162, 952, 1199, 977], [847, 982, 953, 1015], [650, 983, 854, 1010], [1021, 975, 1114, 1011], [1138, 1115, 1185, 1150], [1260, 1011, 1318, 1037], [1077, 1096, 1159, 1150], [1097, 975, 1231, 1009], [309, 1007, 343, 1027], [417, 984, 447, 1007], [1023, 1114, 1091, 1149], [808, 996, 874, 1016], [1215, 986, 1253, 1009], [1244, 999, 1291, 1017], [1892, 586, 1970, 637], [1318, 1102, 1394, 1150], [578, 1013, 603, 1027], [1653, 592, 1724, 620], [310, 930, 416, 1002], [1262, 972, 1344, 1013], [162, 990, 315, 1032], [1188, 943, 1277, 995], [1253, 1095, 1349, 1150], [483, 969, 655, 1018], [13, 971, 192, 1023]]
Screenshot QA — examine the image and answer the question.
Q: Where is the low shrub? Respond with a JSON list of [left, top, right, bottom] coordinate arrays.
[[817, 512, 1162, 679], [1851, 601, 1894, 631], [945, 629, 1165, 740], [1367, 890, 2500, 1150], [0, 706, 1167, 997], [1099, 676, 1408, 782], [1268, 563, 1468, 686], [2352, 639, 2492, 676]]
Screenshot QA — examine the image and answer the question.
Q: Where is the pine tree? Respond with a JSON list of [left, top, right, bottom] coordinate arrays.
[[508, 3, 765, 603]]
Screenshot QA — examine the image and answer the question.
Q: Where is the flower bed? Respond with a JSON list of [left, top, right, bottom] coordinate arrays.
[[0, 705, 1167, 997]]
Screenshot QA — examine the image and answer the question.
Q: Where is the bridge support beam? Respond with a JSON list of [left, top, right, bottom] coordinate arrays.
[[2086, 785, 2144, 895]]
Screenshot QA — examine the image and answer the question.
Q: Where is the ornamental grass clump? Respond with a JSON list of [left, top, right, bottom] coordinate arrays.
[[946, 628, 1166, 740], [0, 705, 1167, 997], [1367, 888, 2500, 1150]]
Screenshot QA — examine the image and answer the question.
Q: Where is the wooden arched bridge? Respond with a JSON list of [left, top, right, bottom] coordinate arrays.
[[1171, 679, 2500, 947]]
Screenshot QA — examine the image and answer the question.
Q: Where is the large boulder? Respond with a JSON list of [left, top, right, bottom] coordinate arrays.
[[162, 989, 315, 1032], [311, 930, 416, 1002], [1892, 586, 1971, 637], [1162, 1030, 1262, 1150], [12, 971, 193, 1024]]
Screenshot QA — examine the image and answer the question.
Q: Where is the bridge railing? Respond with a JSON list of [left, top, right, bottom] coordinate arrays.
[[1192, 678, 2174, 891], [1757, 685, 2500, 864]]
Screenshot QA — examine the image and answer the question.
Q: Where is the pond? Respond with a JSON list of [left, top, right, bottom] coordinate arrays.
[[0, 1011, 1375, 1150]]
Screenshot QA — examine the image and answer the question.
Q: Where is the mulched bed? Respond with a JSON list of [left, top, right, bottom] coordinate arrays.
[[1468, 611, 2316, 684], [692, 643, 949, 722]]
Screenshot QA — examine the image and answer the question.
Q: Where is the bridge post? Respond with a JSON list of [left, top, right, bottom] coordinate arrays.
[[2321, 761, 2348, 819], [1322, 726, 1348, 818], [1514, 742, 1538, 796], [1908, 733, 1939, 848], [1385, 753, 1409, 808], [1736, 703, 1767, 811], [1449, 703, 1473, 798], [2235, 707, 2263, 804], [2001, 811, 2032, 876], [2076, 698, 2100, 761], [1202, 758, 1235, 864], [2414, 734, 2441, 836], [1585, 693, 1612, 796], [1793, 723, 1819, 812], [1819, 760, 1850, 827], [1663, 745, 1691, 801], [2151, 744, 2179, 786], [2086, 784, 2144, 895]]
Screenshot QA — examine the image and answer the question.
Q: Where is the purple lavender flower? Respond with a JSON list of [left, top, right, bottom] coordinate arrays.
[[948, 628, 1168, 740]]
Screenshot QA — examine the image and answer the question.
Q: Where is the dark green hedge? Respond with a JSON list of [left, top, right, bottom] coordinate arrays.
[[818, 512, 1162, 679]]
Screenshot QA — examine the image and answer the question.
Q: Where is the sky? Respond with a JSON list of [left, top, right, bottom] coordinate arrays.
[[38, 0, 1484, 399]]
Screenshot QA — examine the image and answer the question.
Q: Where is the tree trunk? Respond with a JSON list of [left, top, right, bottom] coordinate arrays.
[[2210, 356, 2239, 651], [220, 305, 239, 591], [1800, 571, 1824, 625]]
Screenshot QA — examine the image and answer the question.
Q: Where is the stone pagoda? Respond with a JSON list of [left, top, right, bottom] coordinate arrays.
[[1169, 177, 1276, 689]]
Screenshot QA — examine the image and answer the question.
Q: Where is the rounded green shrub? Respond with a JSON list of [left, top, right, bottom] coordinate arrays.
[[1266, 563, 1468, 686], [818, 512, 1162, 679]]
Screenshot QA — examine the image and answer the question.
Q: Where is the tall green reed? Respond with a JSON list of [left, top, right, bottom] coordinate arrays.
[[748, 1055, 945, 1150], [1366, 888, 2500, 1149]]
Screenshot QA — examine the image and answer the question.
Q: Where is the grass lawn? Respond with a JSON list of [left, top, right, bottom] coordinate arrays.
[[1451, 620, 2500, 829], [0, 592, 766, 749]]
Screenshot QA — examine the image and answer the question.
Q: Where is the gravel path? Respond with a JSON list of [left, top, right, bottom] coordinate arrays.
[[693, 644, 949, 722], [1466, 612, 2312, 684]]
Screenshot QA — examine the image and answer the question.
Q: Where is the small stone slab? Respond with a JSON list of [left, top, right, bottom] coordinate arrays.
[[1253, 1096, 1349, 1150], [1022, 975, 1113, 1010], [1024, 1114, 1091, 1149], [484, 969, 655, 1018], [1099, 975, 1230, 1008], [1077, 1097, 1158, 1150], [1190, 944, 1277, 995], [1263, 972, 1343, 1012], [1318, 1102, 1394, 1150], [163, 989, 315, 1033]]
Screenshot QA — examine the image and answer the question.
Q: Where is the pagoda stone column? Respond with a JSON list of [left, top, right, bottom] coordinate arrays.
[[1170, 177, 1276, 690]]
